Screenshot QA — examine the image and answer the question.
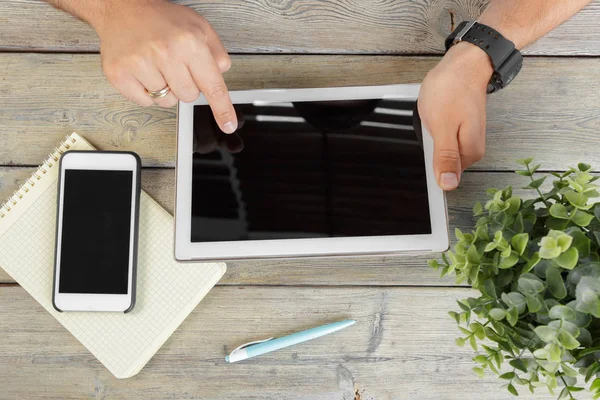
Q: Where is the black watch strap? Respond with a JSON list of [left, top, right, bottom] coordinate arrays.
[[445, 21, 523, 93]]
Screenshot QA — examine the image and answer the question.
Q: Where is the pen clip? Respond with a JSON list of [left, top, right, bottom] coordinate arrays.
[[230, 337, 274, 355]]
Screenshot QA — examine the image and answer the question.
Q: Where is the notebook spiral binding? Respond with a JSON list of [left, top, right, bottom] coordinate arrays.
[[0, 135, 77, 219]]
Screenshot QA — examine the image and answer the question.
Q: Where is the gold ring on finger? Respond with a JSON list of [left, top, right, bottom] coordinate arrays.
[[145, 85, 171, 99]]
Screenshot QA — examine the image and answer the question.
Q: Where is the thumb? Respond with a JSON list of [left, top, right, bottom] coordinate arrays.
[[433, 128, 462, 191]]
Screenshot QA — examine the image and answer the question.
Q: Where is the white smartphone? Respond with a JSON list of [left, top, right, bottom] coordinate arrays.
[[53, 151, 141, 313]]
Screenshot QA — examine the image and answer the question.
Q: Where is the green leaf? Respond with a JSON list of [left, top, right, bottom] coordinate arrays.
[[548, 343, 561, 362], [472, 366, 485, 378], [457, 300, 471, 312], [441, 253, 449, 265], [572, 209, 595, 227], [549, 320, 579, 337], [475, 225, 489, 241], [469, 335, 478, 351], [484, 242, 497, 252], [448, 311, 460, 324], [586, 190, 600, 198], [499, 372, 515, 380], [566, 228, 591, 258], [525, 295, 542, 312], [506, 197, 521, 215], [466, 244, 480, 264], [515, 214, 526, 232], [566, 191, 589, 209], [473, 355, 488, 365], [489, 308, 506, 321], [554, 232, 573, 252], [549, 305, 577, 321], [585, 362, 600, 383], [510, 359, 528, 373], [486, 188, 499, 197], [518, 276, 545, 295], [550, 203, 570, 219], [496, 269, 514, 287], [534, 325, 559, 342], [523, 252, 541, 274], [555, 247, 579, 270], [591, 378, 600, 393], [546, 216, 571, 230], [506, 306, 518, 326], [562, 363, 579, 378], [558, 387, 569, 400], [473, 202, 483, 216], [546, 266, 567, 299], [459, 327, 472, 336], [516, 157, 534, 166], [595, 206, 600, 222], [579, 163, 592, 172], [558, 330, 580, 350], [428, 259, 440, 269], [511, 233, 529, 256], [539, 237, 562, 259], [483, 279, 496, 299], [499, 251, 519, 269], [507, 383, 518, 396], [516, 169, 532, 177], [455, 337, 466, 347], [455, 227, 464, 240], [494, 351, 503, 369], [533, 348, 548, 359], [501, 246, 512, 258], [528, 176, 547, 189], [503, 292, 527, 313], [470, 322, 486, 340]]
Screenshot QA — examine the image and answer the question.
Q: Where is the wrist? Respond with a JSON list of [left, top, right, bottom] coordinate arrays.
[[442, 42, 494, 89], [89, 0, 156, 34]]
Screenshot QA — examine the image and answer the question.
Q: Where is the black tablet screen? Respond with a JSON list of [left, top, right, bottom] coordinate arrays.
[[191, 99, 431, 242]]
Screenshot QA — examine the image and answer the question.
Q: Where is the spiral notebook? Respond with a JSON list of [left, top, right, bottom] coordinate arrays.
[[0, 133, 226, 379]]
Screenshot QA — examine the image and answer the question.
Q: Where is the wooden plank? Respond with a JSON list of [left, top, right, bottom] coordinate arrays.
[[0, 53, 431, 168], [0, 0, 599, 55], [0, 285, 555, 399], [0, 168, 561, 286], [1, 54, 600, 170]]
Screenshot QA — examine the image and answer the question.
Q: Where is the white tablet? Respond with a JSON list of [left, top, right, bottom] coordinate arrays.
[[175, 84, 449, 261]]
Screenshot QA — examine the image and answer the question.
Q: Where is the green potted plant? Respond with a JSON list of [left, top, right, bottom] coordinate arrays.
[[429, 158, 600, 399]]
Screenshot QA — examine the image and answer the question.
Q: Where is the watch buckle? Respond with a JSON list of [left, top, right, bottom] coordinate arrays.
[[453, 20, 477, 45]]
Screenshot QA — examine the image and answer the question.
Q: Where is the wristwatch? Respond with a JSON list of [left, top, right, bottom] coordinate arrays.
[[445, 20, 523, 93]]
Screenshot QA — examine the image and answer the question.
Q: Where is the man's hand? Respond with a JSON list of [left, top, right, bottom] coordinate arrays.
[[418, 42, 493, 191], [92, 0, 237, 133]]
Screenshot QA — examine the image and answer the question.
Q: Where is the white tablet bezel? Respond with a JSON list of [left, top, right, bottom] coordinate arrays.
[[54, 152, 138, 312], [175, 84, 448, 261]]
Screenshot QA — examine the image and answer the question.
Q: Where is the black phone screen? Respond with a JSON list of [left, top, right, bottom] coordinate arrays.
[[58, 169, 133, 294]]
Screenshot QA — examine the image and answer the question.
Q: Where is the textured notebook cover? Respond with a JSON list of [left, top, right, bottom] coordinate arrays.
[[0, 133, 226, 378]]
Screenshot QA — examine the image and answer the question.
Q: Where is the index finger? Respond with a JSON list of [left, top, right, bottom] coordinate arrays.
[[187, 46, 237, 134]]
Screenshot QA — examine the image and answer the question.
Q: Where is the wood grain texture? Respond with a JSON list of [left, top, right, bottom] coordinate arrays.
[[0, 168, 561, 286], [0, 0, 599, 55], [0, 285, 556, 399], [2, 54, 600, 170]]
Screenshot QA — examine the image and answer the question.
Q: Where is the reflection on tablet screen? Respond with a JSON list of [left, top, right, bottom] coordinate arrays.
[[191, 99, 431, 242]]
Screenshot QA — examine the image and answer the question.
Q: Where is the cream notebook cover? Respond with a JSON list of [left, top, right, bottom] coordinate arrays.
[[0, 133, 226, 379]]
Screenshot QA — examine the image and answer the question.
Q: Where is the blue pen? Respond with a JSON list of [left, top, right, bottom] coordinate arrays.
[[225, 319, 356, 363]]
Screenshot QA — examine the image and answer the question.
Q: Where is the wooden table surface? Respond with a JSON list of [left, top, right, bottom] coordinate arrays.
[[1, 1, 600, 399]]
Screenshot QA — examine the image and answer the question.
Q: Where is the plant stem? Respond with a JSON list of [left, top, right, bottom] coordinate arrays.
[[559, 376, 575, 399], [528, 165, 551, 208]]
